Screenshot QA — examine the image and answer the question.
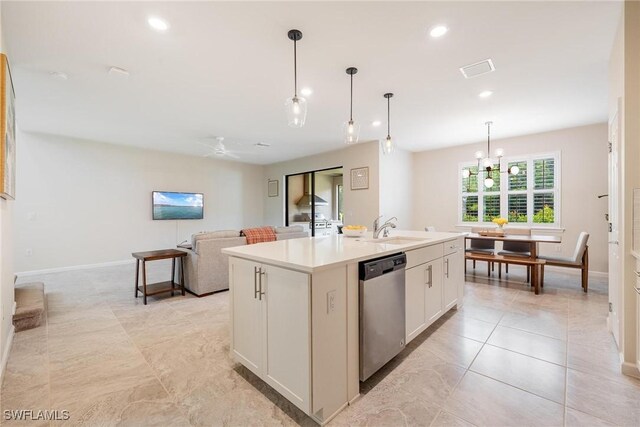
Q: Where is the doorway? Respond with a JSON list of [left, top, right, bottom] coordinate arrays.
[[608, 104, 621, 346], [285, 167, 343, 237]]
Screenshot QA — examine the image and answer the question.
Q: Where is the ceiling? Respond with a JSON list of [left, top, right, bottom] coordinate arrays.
[[3, 1, 621, 164]]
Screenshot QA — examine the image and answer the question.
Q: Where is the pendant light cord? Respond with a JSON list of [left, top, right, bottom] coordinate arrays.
[[487, 122, 491, 157], [350, 74, 353, 121], [293, 39, 298, 97], [387, 96, 391, 138]]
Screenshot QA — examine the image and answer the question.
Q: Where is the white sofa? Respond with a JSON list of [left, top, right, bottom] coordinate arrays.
[[181, 226, 308, 296]]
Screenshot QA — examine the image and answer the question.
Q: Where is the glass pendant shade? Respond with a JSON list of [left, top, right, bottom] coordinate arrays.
[[475, 151, 484, 159], [482, 157, 492, 168], [462, 169, 471, 178], [484, 177, 494, 188], [285, 96, 307, 128], [382, 136, 395, 155], [495, 148, 504, 157], [509, 165, 520, 175], [343, 119, 360, 144]]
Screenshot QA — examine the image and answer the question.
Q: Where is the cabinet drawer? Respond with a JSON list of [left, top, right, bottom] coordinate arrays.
[[406, 244, 443, 269], [444, 238, 464, 256]]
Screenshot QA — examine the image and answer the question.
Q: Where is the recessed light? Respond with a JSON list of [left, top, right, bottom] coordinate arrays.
[[479, 90, 493, 98], [372, 120, 382, 127], [147, 16, 169, 32], [49, 71, 68, 81], [429, 25, 448, 38], [300, 87, 313, 96]]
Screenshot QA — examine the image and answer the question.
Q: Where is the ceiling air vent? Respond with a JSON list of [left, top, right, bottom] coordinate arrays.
[[459, 59, 495, 79]]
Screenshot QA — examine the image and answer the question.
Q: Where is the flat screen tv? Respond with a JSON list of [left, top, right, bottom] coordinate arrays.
[[152, 191, 204, 220]]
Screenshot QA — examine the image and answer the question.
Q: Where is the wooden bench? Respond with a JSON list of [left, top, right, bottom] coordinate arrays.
[[465, 252, 546, 294], [13, 282, 46, 332]]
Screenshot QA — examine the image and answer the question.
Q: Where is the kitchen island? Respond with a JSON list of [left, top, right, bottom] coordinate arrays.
[[222, 230, 465, 425]]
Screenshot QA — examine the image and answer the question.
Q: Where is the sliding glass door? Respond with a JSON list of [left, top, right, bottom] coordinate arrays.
[[285, 167, 343, 237]]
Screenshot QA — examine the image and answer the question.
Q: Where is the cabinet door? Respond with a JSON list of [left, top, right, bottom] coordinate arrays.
[[230, 257, 263, 376], [405, 265, 427, 343], [262, 264, 311, 413], [443, 253, 459, 311], [425, 259, 444, 326]]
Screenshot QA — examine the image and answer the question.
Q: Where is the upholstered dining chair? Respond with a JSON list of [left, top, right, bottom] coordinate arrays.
[[498, 227, 532, 281], [539, 232, 590, 292], [467, 226, 497, 276]]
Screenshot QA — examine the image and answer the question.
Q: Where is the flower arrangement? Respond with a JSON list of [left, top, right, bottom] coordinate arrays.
[[492, 217, 508, 228]]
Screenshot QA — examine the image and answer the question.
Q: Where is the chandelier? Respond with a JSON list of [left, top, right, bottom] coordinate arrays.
[[462, 121, 519, 188]]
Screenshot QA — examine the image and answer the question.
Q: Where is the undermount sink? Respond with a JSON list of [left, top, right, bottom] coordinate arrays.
[[359, 236, 429, 245]]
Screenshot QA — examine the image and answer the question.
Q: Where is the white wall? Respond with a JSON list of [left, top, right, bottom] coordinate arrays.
[[264, 141, 380, 228], [412, 123, 609, 273], [14, 131, 265, 273], [379, 148, 413, 229], [0, 0, 16, 378]]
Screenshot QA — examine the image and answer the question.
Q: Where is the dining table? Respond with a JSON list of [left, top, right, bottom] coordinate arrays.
[[464, 232, 562, 260], [464, 232, 562, 293]]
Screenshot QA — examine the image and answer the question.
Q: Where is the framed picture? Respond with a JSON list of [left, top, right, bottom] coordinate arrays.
[[268, 179, 279, 197], [350, 167, 369, 190], [0, 54, 15, 200]]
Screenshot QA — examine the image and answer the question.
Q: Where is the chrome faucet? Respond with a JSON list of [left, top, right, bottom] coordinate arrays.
[[373, 216, 397, 238]]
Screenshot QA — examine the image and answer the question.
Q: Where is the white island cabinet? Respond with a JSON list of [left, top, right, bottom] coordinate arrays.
[[230, 257, 311, 412], [223, 231, 464, 425]]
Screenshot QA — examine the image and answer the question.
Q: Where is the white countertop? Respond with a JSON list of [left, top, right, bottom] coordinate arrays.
[[222, 230, 463, 273]]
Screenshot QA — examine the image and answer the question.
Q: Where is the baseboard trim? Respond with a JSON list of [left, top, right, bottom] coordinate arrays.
[[621, 361, 640, 379], [16, 259, 134, 277], [0, 325, 15, 383]]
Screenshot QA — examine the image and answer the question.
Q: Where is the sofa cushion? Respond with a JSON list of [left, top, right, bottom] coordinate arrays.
[[275, 225, 304, 234], [192, 230, 240, 247]]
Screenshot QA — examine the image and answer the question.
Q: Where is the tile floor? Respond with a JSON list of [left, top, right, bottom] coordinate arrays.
[[1, 261, 639, 426]]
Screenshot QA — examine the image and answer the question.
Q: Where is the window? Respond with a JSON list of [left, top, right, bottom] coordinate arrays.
[[459, 153, 560, 226]]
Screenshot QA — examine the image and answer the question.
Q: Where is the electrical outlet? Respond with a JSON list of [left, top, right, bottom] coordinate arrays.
[[327, 290, 336, 314]]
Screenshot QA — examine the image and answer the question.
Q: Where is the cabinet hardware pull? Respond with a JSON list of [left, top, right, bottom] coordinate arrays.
[[635, 271, 640, 277], [427, 265, 433, 288], [259, 269, 266, 299], [445, 258, 449, 278], [253, 267, 258, 298], [635, 286, 640, 295]]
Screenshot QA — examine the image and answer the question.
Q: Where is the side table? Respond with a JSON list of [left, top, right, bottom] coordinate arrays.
[[132, 249, 188, 305]]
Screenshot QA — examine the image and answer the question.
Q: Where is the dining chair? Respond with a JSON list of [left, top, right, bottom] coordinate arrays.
[[498, 227, 532, 281], [538, 232, 590, 292], [467, 226, 496, 276], [424, 226, 436, 232]]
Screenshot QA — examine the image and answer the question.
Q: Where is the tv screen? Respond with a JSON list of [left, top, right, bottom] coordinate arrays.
[[152, 191, 204, 220]]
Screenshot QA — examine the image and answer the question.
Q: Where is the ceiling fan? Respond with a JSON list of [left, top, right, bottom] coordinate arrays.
[[197, 136, 241, 159]]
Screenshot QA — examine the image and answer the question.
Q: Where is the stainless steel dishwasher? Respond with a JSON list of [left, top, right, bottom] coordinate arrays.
[[359, 252, 407, 381]]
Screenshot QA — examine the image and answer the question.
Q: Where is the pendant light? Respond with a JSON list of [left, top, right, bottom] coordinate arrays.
[[381, 93, 395, 155], [285, 29, 307, 128], [343, 67, 360, 144], [461, 121, 519, 190]]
